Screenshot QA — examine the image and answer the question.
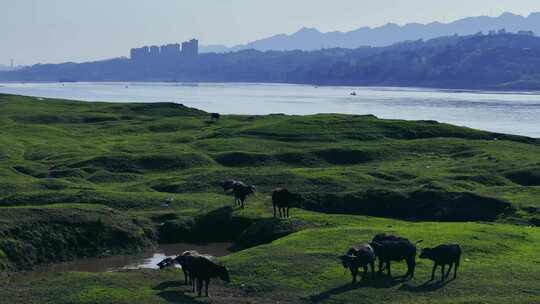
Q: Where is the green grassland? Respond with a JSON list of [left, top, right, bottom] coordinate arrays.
[[0, 93, 539, 303]]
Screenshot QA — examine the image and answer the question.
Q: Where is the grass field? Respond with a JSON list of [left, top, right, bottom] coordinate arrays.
[[0, 93, 539, 303]]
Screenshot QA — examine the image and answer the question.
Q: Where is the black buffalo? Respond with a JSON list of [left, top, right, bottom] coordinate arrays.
[[272, 188, 303, 218], [420, 244, 462, 281], [189, 255, 230, 297], [232, 182, 255, 209], [339, 244, 376, 283], [370, 234, 422, 279]]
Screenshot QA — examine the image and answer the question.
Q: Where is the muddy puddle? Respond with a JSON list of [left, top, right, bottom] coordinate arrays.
[[34, 242, 233, 273]]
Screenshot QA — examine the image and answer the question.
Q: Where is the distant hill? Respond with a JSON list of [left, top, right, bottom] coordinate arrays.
[[200, 12, 540, 52], [2, 33, 540, 90]]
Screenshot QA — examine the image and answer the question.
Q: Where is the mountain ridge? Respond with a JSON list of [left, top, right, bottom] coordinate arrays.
[[200, 12, 540, 53]]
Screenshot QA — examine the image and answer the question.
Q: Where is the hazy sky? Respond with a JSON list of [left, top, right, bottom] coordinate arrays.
[[3, 0, 540, 65]]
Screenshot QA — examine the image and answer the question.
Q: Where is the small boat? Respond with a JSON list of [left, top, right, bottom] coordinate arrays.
[[350, 91, 357, 96]]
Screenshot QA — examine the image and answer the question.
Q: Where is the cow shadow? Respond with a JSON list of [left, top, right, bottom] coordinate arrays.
[[157, 290, 202, 304], [399, 278, 454, 292], [309, 275, 407, 303], [153, 281, 185, 290], [154, 281, 201, 303]]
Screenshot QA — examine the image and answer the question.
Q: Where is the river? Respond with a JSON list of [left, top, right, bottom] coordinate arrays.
[[0, 82, 539, 138]]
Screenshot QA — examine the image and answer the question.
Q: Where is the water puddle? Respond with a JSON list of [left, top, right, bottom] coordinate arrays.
[[34, 242, 232, 273]]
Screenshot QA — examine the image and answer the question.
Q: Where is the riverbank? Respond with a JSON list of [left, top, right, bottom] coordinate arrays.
[[1, 82, 540, 138]]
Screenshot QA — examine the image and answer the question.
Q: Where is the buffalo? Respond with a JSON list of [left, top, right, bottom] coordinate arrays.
[[157, 250, 213, 291], [420, 244, 462, 281], [232, 182, 255, 209], [272, 188, 303, 218], [174, 250, 203, 287], [189, 255, 230, 297], [339, 244, 376, 283], [370, 234, 422, 279]]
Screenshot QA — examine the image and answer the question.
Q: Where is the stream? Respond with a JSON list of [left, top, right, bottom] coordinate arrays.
[[34, 243, 233, 273]]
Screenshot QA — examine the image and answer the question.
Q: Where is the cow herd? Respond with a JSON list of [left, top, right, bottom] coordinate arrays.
[[340, 233, 462, 284], [219, 179, 303, 217], [155, 180, 463, 298]]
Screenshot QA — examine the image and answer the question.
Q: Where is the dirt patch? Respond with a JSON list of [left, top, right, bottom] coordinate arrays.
[[315, 148, 375, 165], [505, 167, 540, 186], [301, 189, 513, 221], [213, 152, 275, 167], [236, 218, 307, 249]]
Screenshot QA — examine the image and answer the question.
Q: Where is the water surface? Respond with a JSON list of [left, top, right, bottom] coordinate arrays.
[[1, 82, 539, 138], [34, 242, 232, 273]]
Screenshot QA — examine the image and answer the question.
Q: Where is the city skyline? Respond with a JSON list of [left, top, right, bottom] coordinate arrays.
[[3, 0, 540, 65]]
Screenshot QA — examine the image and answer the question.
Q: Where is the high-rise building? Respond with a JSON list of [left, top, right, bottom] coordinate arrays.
[[161, 44, 181, 58], [130, 39, 199, 62], [182, 39, 199, 57], [149, 46, 160, 57], [130, 46, 150, 61]]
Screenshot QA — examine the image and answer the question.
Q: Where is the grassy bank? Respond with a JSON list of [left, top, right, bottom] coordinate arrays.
[[0, 204, 155, 271], [0, 93, 539, 303]]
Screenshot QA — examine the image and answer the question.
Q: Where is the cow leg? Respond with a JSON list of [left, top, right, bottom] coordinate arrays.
[[431, 263, 437, 281], [370, 261, 375, 278], [205, 279, 210, 297], [440, 264, 445, 281], [378, 259, 384, 274], [279, 208, 282, 218], [454, 260, 459, 279], [192, 276, 196, 292], [241, 198, 245, 209], [197, 278, 203, 297], [350, 267, 357, 284], [273, 204, 277, 217], [408, 259, 416, 279], [362, 265, 368, 281], [386, 261, 391, 277], [445, 263, 453, 279], [286, 207, 290, 218]]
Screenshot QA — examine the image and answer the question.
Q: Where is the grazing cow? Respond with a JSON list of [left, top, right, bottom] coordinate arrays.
[[370, 234, 422, 279], [272, 188, 303, 218], [174, 250, 203, 287], [211, 113, 220, 121], [420, 244, 462, 281], [232, 182, 255, 209], [189, 256, 230, 297], [339, 244, 376, 283], [157, 250, 213, 290]]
